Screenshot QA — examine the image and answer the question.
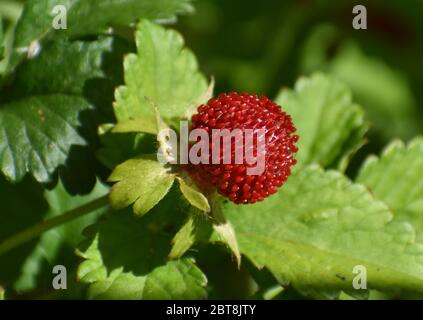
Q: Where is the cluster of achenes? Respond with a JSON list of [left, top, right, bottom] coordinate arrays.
[[186, 92, 298, 204]]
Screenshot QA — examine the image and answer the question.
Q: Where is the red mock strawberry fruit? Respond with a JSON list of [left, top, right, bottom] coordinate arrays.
[[186, 92, 298, 204]]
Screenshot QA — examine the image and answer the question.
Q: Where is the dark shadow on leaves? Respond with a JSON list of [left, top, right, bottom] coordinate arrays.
[[1, 35, 134, 194], [58, 37, 134, 195], [80, 187, 187, 278], [0, 176, 48, 289]]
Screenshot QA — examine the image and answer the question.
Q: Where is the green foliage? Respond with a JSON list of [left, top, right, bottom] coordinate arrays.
[[169, 215, 198, 259], [275, 73, 367, 171], [222, 165, 423, 298], [108, 155, 175, 216], [77, 207, 207, 299], [177, 177, 211, 213], [0, 17, 4, 59], [96, 128, 156, 170], [357, 138, 423, 241], [0, 175, 47, 289], [14, 180, 108, 293], [0, 177, 108, 294], [0, 94, 89, 182], [0, 36, 129, 183], [329, 44, 420, 140], [299, 24, 421, 141], [2, 0, 423, 301], [9, 0, 194, 71], [169, 212, 212, 259], [113, 20, 207, 128], [210, 201, 242, 268]]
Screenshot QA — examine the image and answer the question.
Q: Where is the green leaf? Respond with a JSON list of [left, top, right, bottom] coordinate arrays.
[[108, 155, 175, 216], [111, 97, 172, 135], [45, 180, 108, 246], [13, 179, 109, 292], [0, 175, 108, 295], [329, 43, 421, 140], [77, 209, 208, 299], [0, 286, 4, 300], [212, 219, 241, 269], [262, 285, 284, 300], [0, 36, 129, 183], [96, 127, 157, 170], [0, 95, 89, 182], [169, 212, 212, 259], [177, 177, 211, 212], [112, 119, 157, 135], [222, 165, 423, 298], [113, 20, 207, 126], [357, 137, 423, 241], [210, 195, 241, 268], [10, 37, 125, 96], [275, 73, 367, 171], [169, 216, 197, 259], [184, 77, 215, 119], [10, 0, 194, 71]]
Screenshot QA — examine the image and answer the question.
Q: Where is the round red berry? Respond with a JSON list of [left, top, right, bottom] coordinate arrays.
[[186, 92, 298, 204]]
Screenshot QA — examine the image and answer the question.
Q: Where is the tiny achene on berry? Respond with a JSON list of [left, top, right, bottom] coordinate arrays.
[[186, 92, 299, 204]]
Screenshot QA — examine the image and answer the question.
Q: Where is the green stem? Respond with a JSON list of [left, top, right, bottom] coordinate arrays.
[[0, 195, 109, 256]]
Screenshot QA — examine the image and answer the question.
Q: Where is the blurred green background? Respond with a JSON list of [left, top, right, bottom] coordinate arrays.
[[176, 0, 423, 163]]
